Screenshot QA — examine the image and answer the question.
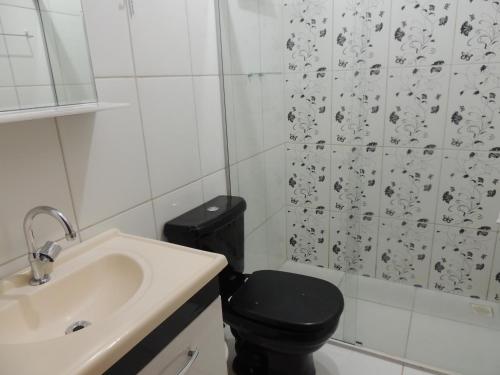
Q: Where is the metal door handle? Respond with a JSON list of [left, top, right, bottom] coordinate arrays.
[[176, 349, 199, 375]]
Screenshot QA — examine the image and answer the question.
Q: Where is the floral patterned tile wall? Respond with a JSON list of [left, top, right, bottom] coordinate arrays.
[[282, 0, 500, 302]]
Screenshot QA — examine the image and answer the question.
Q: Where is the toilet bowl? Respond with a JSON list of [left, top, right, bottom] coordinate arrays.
[[164, 196, 344, 375]]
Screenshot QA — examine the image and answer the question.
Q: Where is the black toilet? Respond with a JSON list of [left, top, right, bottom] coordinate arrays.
[[164, 196, 344, 375]]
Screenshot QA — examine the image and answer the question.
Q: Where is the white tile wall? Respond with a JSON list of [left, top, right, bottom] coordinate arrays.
[[0, 0, 227, 275], [220, 0, 260, 75], [264, 144, 286, 216], [237, 152, 268, 234], [0, 119, 76, 265], [244, 223, 268, 273], [225, 74, 264, 163], [80, 202, 156, 241], [202, 169, 227, 202], [153, 180, 204, 240], [186, 0, 219, 76], [58, 78, 150, 228], [138, 76, 201, 197], [258, 0, 283, 74], [266, 208, 287, 270], [193, 76, 225, 176], [81, 0, 134, 77], [129, 0, 191, 76], [261, 74, 285, 149]]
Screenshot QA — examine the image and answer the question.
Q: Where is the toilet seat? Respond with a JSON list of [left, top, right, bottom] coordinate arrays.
[[229, 270, 343, 335]]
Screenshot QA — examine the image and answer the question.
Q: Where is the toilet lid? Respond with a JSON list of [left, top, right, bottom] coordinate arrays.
[[229, 270, 344, 332]]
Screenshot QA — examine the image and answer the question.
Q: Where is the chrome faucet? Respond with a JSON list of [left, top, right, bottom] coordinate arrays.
[[23, 206, 77, 285]]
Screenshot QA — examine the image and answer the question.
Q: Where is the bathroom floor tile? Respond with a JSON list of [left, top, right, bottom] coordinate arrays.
[[343, 273, 416, 310], [315, 344, 403, 375], [403, 367, 438, 375], [414, 287, 500, 331], [348, 299, 412, 358], [226, 328, 403, 375], [407, 313, 500, 375]]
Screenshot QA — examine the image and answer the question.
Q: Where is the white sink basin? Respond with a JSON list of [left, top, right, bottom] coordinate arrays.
[[0, 230, 227, 374], [0, 253, 143, 344]]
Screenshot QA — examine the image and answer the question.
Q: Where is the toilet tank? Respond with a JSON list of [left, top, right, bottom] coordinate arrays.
[[163, 196, 247, 274]]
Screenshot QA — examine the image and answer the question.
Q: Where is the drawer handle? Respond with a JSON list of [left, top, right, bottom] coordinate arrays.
[[176, 349, 199, 375]]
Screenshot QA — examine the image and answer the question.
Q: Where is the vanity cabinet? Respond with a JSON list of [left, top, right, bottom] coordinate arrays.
[[104, 278, 228, 375], [139, 297, 228, 375]]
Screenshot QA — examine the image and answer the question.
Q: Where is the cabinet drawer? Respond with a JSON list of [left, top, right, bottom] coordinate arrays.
[[139, 297, 227, 375]]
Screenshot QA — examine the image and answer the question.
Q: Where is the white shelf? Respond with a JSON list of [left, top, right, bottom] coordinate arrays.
[[0, 102, 129, 124]]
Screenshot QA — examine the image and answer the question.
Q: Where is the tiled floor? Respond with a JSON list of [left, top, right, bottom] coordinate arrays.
[[226, 330, 437, 375], [276, 261, 500, 375], [315, 344, 435, 375]]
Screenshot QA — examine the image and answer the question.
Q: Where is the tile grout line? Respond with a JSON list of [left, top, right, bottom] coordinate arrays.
[[283, 0, 291, 264], [326, 0, 335, 270], [257, 140, 500, 153], [423, 0, 462, 292], [71, 165, 226, 236]]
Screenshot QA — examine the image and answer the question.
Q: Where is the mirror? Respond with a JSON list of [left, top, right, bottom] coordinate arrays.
[[0, 0, 96, 112]]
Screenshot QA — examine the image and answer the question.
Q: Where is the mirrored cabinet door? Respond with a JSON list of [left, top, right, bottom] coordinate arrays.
[[0, 0, 97, 112], [0, 1, 55, 111]]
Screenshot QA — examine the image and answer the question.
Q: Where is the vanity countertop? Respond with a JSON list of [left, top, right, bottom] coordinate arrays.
[[0, 230, 227, 375]]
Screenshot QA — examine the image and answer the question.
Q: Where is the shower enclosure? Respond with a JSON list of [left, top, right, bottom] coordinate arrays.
[[216, 0, 500, 374]]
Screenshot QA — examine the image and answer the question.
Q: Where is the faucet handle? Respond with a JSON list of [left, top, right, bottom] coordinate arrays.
[[37, 241, 62, 263]]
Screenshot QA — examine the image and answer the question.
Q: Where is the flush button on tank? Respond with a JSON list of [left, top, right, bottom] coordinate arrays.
[[207, 206, 220, 212]]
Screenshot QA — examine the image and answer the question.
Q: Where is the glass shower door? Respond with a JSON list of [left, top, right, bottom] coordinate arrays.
[[216, 0, 360, 347], [215, 1, 500, 374]]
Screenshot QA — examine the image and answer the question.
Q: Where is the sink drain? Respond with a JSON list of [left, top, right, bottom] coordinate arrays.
[[65, 320, 91, 335]]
